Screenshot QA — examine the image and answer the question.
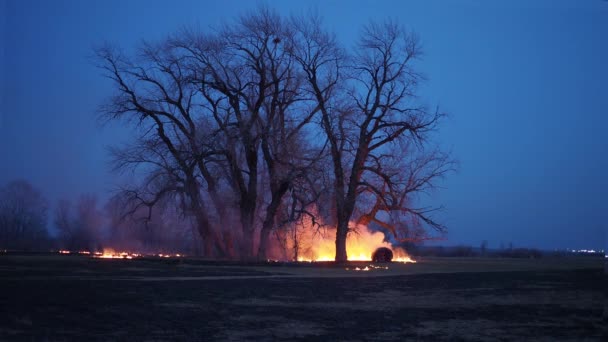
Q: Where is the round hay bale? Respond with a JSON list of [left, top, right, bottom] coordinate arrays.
[[372, 247, 393, 263]]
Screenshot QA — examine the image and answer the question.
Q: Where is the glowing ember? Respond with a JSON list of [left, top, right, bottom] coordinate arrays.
[[58, 250, 71, 254], [346, 264, 390, 272], [157, 253, 184, 258], [368, 265, 389, 270]]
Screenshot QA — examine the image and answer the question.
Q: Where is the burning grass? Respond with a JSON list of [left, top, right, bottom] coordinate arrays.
[[55, 222, 417, 264], [55, 249, 184, 260], [270, 215, 417, 264]]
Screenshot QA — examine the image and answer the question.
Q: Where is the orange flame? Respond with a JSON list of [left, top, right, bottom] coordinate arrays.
[[271, 212, 416, 263], [297, 226, 416, 263], [94, 248, 140, 259]]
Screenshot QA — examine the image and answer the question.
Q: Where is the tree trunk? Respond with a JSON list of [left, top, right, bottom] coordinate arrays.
[[257, 182, 289, 260], [335, 218, 349, 262], [237, 199, 256, 259], [197, 159, 235, 259], [333, 147, 367, 262], [240, 223, 254, 260], [194, 212, 215, 259], [222, 230, 235, 259], [257, 226, 272, 260]]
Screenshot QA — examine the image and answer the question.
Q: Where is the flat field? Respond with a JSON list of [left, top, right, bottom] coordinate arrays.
[[0, 254, 604, 341]]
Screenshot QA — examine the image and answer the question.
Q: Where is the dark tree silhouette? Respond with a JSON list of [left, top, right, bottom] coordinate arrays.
[[290, 17, 455, 262], [0, 180, 50, 251], [170, 8, 327, 259], [96, 7, 453, 261], [96, 42, 231, 258]]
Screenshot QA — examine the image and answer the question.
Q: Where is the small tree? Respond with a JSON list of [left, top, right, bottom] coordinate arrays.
[[0, 180, 50, 251]]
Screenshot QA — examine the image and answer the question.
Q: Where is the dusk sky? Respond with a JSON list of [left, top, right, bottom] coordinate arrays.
[[1, 0, 606, 250]]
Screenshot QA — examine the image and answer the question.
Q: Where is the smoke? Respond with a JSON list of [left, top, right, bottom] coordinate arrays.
[[104, 195, 201, 255]]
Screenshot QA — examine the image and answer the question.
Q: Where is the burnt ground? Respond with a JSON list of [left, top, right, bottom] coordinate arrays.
[[0, 255, 604, 341]]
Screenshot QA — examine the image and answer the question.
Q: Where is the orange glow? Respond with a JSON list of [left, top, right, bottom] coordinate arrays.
[[94, 248, 140, 259], [280, 213, 416, 263], [156, 253, 184, 258], [393, 255, 416, 263], [55, 249, 186, 259]]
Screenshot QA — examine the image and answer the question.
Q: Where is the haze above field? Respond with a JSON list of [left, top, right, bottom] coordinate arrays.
[[0, 0, 606, 250]]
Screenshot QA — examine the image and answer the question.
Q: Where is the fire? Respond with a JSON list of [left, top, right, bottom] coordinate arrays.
[[55, 249, 184, 259], [94, 249, 140, 259], [280, 215, 416, 263], [393, 255, 416, 263]]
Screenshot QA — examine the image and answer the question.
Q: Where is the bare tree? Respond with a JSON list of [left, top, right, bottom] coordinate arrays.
[[99, 9, 323, 259], [97, 8, 453, 261], [0, 180, 50, 251], [96, 42, 232, 258], [169, 6, 326, 259], [291, 18, 455, 261]]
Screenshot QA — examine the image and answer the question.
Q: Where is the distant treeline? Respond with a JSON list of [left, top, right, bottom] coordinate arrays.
[[405, 245, 603, 258], [0, 179, 201, 255]]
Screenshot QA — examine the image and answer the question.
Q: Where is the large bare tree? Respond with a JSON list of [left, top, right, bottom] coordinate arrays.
[[97, 42, 233, 258], [291, 18, 455, 262], [98, 7, 325, 259], [170, 7, 325, 259], [97, 8, 453, 261]]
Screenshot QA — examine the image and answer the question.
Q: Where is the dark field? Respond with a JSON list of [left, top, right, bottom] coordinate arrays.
[[0, 255, 605, 341]]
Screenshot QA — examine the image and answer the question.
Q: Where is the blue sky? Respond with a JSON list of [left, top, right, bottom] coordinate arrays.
[[1, 0, 606, 250]]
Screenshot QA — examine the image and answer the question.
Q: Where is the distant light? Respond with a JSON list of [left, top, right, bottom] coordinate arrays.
[[566, 248, 603, 254]]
